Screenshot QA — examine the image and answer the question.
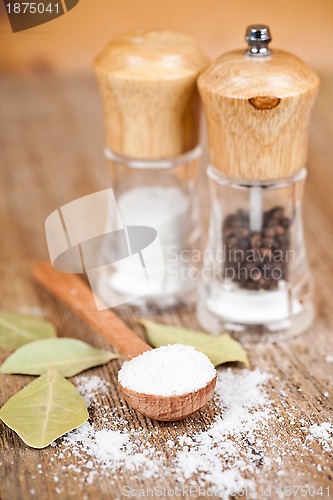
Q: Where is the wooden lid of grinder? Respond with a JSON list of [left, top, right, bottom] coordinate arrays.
[[198, 25, 320, 180], [94, 31, 209, 159]]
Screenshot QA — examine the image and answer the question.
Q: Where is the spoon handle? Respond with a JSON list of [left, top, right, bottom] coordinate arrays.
[[32, 262, 151, 360]]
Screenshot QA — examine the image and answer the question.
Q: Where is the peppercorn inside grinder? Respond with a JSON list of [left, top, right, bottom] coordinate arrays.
[[197, 25, 319, 342], [93, 32, 209, 312]]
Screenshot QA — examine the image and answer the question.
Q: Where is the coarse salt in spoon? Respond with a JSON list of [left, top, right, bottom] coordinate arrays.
[[32, 262, 217, 421], [118, 344, 216, 421]]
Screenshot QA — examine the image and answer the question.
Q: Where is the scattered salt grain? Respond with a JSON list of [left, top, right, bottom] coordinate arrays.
[[49, 370, 332, 499], [52, 369, 269, 497], [118, 344, 216, 396], [75, 375, 110, 405], [307, 422, 333, 452], [325, 355, 333, 363]]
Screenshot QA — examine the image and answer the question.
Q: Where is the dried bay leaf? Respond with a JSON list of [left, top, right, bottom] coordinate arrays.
[[1, 338, 120, 376], [0, 311, 57, 351], [0, 367, 88, 448], [140, 319, 249, 368]]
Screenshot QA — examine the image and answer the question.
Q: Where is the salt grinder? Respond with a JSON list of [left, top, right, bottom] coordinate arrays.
[[94, 31, 209, 311], [197, 25, 319, 341]]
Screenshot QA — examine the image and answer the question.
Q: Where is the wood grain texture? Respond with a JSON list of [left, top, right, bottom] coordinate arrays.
[[0, 75, 332, 499], [94, 31, 209, 159], [198, 49, 320, 180]]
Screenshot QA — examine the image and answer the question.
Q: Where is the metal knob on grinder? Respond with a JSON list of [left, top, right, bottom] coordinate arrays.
[[245, 24, 272, 57]]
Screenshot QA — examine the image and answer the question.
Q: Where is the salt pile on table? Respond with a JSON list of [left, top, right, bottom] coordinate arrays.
[[48, 370, 332, 499]]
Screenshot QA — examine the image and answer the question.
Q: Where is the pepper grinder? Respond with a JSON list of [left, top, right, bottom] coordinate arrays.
[[197, 25, 319, 342], [93, 31, 209, 311]]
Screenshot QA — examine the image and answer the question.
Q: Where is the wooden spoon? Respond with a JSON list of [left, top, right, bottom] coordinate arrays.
[[32, 262, 217, 421]]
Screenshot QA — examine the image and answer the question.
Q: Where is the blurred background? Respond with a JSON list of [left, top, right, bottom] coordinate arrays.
[[0, 0, 332, 314], [0, 0, 332, 246], [0, 0, 333, 76]]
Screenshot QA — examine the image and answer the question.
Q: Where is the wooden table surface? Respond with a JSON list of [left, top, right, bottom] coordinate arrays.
[[0, 75, 333, 499]]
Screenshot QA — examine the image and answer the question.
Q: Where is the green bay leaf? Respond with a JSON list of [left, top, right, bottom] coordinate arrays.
[[140, 319, 249, 368], [0, 311, 57, 351], [1, 338, 120, 376], [0, 367, 88, 448]]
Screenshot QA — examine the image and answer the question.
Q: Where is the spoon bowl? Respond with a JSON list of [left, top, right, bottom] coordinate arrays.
[[118, 375, 217, 421]]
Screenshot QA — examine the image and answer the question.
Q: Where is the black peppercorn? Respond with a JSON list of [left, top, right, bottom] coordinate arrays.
[[222, 206, 291, 290]]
